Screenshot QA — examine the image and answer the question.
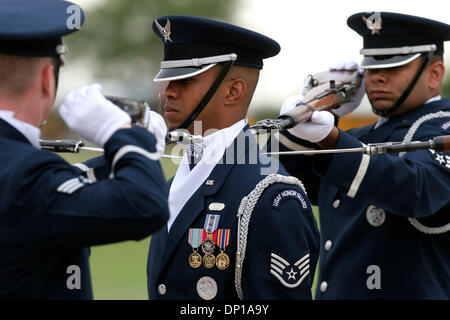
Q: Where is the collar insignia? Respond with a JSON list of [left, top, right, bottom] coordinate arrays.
[[155, 18, 173, 43], [362, 12, 382, 35]]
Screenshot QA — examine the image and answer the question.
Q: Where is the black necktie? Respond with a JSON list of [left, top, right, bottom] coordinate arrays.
[[187, 143, 203, 171]]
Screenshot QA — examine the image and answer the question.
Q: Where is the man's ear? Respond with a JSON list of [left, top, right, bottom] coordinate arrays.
[[41, 62, 55, 99], [428, 60, 445, 90], [224, 78, 247, 106]]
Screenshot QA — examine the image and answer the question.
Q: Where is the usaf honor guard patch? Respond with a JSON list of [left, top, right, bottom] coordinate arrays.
[[271, 189, 308, 211], [270, 252, 310, 288]]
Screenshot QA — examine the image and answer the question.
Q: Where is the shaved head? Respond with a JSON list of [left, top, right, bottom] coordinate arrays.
[[225, 65, 260, 111], [0, 54, 58, 127], [0, 54, 56, 98]]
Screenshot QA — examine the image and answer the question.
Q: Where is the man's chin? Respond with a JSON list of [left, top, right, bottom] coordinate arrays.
[[166, 121, 181, 131], [370, 100, 393, 114]]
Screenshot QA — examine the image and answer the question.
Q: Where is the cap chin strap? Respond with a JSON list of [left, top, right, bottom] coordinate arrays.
[[53, 45, 68, 97], [177, 60, 234, 130], [371, 51, 434, 117]]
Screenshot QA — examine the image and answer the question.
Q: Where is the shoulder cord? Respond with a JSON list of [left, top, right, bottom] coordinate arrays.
[[399, 110, 450, 234], [234, 174, 306, 300]]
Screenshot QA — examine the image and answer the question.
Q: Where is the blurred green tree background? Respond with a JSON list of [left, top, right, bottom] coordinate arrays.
[[43, 0, 237, 140], [443, 73, 450, 98], [66, 0, 236, 101]]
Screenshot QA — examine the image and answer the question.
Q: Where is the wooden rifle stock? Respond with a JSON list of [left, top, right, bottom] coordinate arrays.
[[286, 93, 341, 125], [252, 70, 361, 133]]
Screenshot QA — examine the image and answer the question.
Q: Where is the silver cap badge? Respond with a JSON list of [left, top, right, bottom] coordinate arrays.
[[362, 12, 383, 35], [155, 18, 173, 43]]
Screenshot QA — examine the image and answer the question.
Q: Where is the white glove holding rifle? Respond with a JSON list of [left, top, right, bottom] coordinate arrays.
[[280, 94, 335, 143], [142, 107, 167, 155], [328, 60, 365, 118], [279, 61, 364, 142], [281, 61, 365, 117], [286, 109, 335, 143], [59, 83, 131, 147]]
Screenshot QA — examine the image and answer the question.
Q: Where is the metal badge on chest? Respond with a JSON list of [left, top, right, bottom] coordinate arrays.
[[366, 205, 386, 227]]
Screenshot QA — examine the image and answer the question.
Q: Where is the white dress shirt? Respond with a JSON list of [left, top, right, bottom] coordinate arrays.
[[0, 110, 41, 148], [167, 118, 248, 232]]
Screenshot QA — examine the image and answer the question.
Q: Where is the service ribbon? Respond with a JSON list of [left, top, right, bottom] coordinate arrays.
[[188, 228, 203, 249], [202, 229, 218, 243], [203, 214, 220, 234], [216, 229, 230, 250]]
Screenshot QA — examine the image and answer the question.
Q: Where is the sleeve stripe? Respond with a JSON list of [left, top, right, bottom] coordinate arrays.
[[72, 163, 97, 182], [276, 132, 315, 153], [86, 168, 97, 182], [347, 151, 371, 198], [72, 163, 90, 172], [110, 145, 160, 178], [57, 178, 85, 194]]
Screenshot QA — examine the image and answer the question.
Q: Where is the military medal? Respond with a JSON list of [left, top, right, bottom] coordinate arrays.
[[188, 228, 203, 268], [202, 214, 220, 268], [203, 252, 216, 269], [202, 230, 218, 268], [215, 229, 231, 270]]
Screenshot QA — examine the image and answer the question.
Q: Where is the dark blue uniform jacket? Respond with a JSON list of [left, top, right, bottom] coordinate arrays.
[[276, 99, 450, 299], [0, 120, 169, 299], [147, 127, 320, 300]]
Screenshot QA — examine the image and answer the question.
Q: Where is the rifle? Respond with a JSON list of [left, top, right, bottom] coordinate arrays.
[[39, 73, 450, 156], [251, 69, 362, 134], [39, 96, 182, 159]]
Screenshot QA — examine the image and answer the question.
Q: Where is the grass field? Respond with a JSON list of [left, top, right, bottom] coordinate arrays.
[[60, 151, 320, 300]]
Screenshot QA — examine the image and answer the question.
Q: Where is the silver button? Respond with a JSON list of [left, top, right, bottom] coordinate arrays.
[[320, 281, 328, 292], [324, 240, 332, 251], [158, 284, 166, 295], [332, 199, 341, 208], [366, 205, 386, 227]]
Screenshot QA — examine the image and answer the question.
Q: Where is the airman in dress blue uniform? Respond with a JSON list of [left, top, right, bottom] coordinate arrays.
[[275, 12, 450, 299], [146, 15, 320, 300], [0, 0, 169, 299]]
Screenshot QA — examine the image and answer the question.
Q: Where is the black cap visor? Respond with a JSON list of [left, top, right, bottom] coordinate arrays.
[[154, 63, 217, 82], [361, 53, 422, 69]]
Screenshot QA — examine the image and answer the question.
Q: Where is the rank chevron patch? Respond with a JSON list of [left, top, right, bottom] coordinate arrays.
[[428, 149, 450, 169], [270, 252, 310, 288], [56, 176, 95, 194]]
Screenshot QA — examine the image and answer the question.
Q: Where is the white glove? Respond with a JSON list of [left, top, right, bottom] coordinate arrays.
[[280, 93, 304, 116], [328, 61, 365, 118], [288, 110, 335, 143], [142, 106, 167, 154], [59, 83, 131, 147]]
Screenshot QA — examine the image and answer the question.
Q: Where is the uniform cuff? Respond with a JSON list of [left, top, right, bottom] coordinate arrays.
[[313, 130, 370, 198], [103, 127, 158, 164]]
